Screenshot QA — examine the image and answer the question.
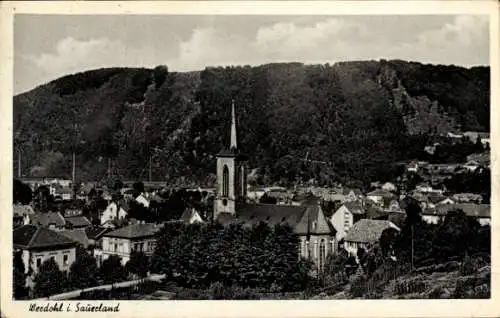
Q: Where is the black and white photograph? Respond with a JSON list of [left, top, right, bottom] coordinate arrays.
[[2, 1, 498, 317]]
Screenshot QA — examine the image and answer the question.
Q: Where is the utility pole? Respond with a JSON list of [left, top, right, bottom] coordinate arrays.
[[17, 148, 22, 178], [411, 224, 414, 271]]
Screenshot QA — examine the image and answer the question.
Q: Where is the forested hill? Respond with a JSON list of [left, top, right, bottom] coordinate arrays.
[[13, 60, 490, 187]]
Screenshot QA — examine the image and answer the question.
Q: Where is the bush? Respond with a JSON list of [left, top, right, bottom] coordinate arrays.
[[428, 286, 443, 299], [394, 278, 427, 295], [349, 275, 367, 298]]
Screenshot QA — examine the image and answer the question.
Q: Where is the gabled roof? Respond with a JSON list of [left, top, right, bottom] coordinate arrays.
[[216, 203, 335, 235], [435, 203, 490, 218], [60, 229, 89, 248], [342, 201, 365, 215], [180, 208, 202, 223], [104, 223, 161, 239], [344, 219, 400, 243], [14, 225, 77, 250], [85, 226, 110, 240], [30, 212, 66, 227], [64, 215, 91, 228]]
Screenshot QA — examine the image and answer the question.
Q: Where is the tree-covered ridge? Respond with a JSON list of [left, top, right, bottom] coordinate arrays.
[[13, 61, 489, 187]]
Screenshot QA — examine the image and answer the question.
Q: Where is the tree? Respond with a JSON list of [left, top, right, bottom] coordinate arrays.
[[33, 258, 67, 298], [68, 247, 100, 289], [132, 181, 145, 197], [153, 65, 169, 88], [125, 251, 150, 278], [259, 193, 277, 204], [13, 251, 27, 299], [100, 255, 127, 284], [13, 179, 32, 204]]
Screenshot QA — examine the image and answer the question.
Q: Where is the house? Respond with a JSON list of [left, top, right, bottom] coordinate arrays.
[[342, 188, 364, 202], [366, 189, 395, 204], [462, 160, 483, 172], [406, 161, 419, 173], [55, 187, 73, 201], [101, 223, 162, 265], [247, 187, 266, 201], [180, 208, 204, 224], [415, 183, 443, 195], [60, 229, 89, 249], [13, 225, 77, 279], [435, 203, 490, 226], [266, 189, 293, 205], [13, 204, 35, 228], [452, 193, 483, 204], [426, 194, 454, 208], [421, 208, 448, 224], [101, 200, 128, 225], [135, 193, 150, 208], [463, 131, 490, 146], [466, 152, 490, 168], [63, 208, 83, 218], [330, 201, 365, 241], [29, 212, 66, 231], [85, 226, 110, 264], [381, 182, 397, 193], [343, 219, 400, 257], [64, 215, 91, 229]]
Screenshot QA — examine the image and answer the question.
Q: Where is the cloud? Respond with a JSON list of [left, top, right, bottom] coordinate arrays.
[[15, 15, 489, 94]]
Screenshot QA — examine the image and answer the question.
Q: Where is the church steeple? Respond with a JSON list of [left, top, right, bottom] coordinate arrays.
[[230, 99, 237, 150], [214, 100, 247, 220]]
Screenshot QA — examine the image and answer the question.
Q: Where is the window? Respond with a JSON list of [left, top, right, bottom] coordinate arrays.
[[114, 244, 118, 252], [319, 239, 326, 272], [222, 165, 229, 197], [240, 165, 245, 197], [36, 258, 42, 269], [63, 254, 69, 266]]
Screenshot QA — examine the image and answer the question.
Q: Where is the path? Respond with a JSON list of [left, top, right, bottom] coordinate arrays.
[[35, 274, 166, 300]]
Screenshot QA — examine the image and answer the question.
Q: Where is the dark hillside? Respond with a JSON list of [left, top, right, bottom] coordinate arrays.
[[13, 61, 489, 187]]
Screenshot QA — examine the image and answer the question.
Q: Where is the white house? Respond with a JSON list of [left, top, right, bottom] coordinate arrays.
[[366, 189, 395, 204], [330, 201, 365, 241], [180, 208, 204, 224], [135, 193, 150, 208], [101, 201, 128, 225], [343, 219, 400, 258]]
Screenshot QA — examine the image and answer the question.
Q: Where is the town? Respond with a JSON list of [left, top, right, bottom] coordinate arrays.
[[13, 102, 491, 300]]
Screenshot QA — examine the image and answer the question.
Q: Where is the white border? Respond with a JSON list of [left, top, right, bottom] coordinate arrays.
[[1, 1, 499, 317]]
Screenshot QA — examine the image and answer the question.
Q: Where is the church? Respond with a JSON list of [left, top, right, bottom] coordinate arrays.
[[213, 101, 337, 272]]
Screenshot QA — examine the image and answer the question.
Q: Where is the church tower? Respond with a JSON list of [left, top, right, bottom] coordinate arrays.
[[214, 100, 248, 220]]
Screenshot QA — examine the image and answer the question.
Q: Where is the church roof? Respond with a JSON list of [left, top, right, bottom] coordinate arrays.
[[216, 203, 335, 235]]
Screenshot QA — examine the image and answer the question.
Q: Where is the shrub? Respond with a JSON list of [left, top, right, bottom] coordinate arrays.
[[428, 286, 443, 299], [349, 275, 367, 298]]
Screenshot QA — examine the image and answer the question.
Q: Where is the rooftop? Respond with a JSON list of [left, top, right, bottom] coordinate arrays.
[[30, 212, 66, 227], [104, 223, 162, 239], [344, 219, 400, 243], [14, 225, 77, 250]]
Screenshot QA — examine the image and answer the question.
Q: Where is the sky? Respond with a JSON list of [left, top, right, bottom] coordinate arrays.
[[14, 14, 490, 95]]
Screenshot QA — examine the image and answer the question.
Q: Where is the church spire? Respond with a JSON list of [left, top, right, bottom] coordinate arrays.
[[230, 99, 237, 150]]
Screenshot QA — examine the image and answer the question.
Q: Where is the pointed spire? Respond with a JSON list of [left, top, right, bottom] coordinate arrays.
[[230, 99, 237, 149]]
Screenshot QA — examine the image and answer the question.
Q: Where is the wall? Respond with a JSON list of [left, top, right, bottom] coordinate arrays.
[[27, 247, 76, 274], [331, 205, 353, 241], [102, 236, 157, 265], [299, 235, 336, 272]]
